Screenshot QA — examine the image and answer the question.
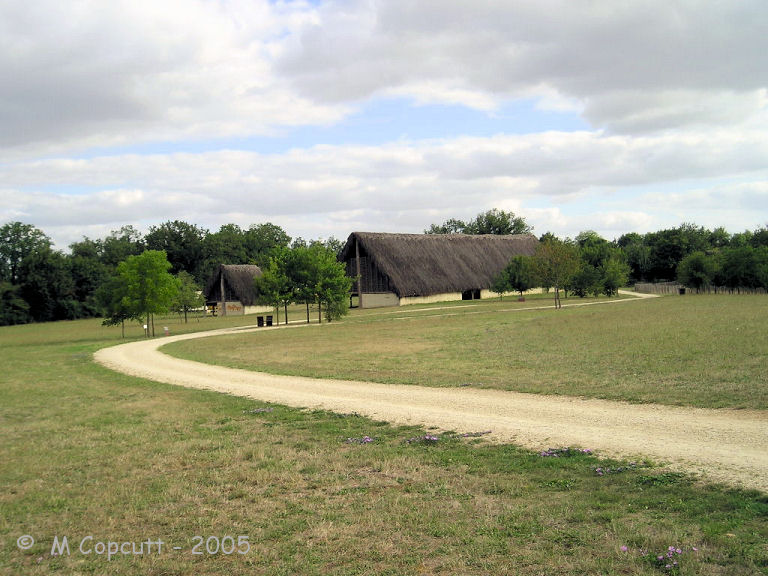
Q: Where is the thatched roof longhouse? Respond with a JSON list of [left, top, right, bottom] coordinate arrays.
[[340, 232, 539, 298], [204, 264, 262, 306]]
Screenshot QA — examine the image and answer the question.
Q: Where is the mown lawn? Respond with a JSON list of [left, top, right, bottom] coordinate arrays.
[[166, 294, 768, 409], [1, 301, 767, 575]]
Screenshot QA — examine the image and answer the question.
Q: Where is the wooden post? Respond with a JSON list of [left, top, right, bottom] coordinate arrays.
[[355, 236, 363, 309], [220, 267, 226, 316]]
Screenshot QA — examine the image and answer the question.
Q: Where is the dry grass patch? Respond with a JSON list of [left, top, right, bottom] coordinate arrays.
[[166, 294, 768, 409], [2, 309, 767, 575]]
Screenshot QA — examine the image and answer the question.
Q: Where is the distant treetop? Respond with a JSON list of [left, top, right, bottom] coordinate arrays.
[[425, 209, 533, 236]]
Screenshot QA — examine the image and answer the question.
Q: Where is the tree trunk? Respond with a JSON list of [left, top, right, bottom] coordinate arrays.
[[284, 302, 288, 325], [306, 301, 310, 324], [318, 299, 322, 324], [184, 307, 188, 323]]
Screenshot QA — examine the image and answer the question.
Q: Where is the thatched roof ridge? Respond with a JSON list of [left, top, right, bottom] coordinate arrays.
[[340, 232, 539, 297], [204, 264, 262, 305]]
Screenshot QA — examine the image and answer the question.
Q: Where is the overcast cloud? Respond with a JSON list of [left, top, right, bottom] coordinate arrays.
[[1, 0, 766, 248]]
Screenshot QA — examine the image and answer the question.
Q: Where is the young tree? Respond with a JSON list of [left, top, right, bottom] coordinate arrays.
[[284, 244, 316, 323], [115, 250, 179, 337], [505, 255, 537, 298], [97, 273, 142, 338], [254, 252, 293, 325], [533, 238, 579, 309], [307, 243, 353, 323], [490, 269, 510, 300], [600, 258, 630, 297], [173, 270, 205, 323]]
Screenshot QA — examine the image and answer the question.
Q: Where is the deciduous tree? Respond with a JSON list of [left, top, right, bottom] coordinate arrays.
[[505, 255, 537, 298], [533, 238, 579, 309], [19, 247, 78, 321], [173, 270, 205, 323], [426, 209, 532, 235], [254, 250, 293, 325], [115, 250, 179, 336], [0, 222, 51, 284], [600, 258, 630, 297], [145, 221, 207, 281]]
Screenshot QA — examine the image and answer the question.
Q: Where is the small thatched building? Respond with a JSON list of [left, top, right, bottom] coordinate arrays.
[[339, 232, 539, 308], [204, 264, 272, 316]]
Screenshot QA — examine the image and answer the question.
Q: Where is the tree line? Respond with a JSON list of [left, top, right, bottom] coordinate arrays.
[[1, 213, 766, 326], [491, 234, 632, 308], [429, 211, 768, 304], [0, 220, 340, 326]]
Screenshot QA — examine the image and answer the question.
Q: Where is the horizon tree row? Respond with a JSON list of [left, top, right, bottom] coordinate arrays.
[[0, 220, 306, 326], [1, 216, 767, 325]]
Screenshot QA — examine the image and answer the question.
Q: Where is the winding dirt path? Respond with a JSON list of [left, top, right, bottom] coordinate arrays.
[[94, 320, 768, 493]]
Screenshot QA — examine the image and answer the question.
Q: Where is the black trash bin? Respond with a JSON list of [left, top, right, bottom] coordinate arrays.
[[266, 315, 273, 326], [679, 288, 686, 295], [257, 316, 264, 327]]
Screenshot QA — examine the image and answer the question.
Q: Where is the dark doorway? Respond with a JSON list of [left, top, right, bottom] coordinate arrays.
[[462, 289, 481, 300]]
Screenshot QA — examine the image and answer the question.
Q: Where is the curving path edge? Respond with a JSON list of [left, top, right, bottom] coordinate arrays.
[[94, 328, 768, 493]]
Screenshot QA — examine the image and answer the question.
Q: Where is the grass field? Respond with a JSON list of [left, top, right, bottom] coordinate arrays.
[[1, 296, 767, 575], [166, 294, 768, 410]]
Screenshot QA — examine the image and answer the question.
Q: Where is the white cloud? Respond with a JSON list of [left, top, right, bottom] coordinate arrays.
[[2, 0, 768, 249], [0, 0, 342, 154], [3, 127, 767, 247], [277, 1, 768, 132]]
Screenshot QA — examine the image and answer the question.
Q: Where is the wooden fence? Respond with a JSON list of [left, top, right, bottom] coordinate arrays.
[[634, 282, 766, 295]]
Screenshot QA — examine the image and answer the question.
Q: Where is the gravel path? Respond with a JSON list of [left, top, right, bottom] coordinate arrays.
[[94, 321, 768, 493]]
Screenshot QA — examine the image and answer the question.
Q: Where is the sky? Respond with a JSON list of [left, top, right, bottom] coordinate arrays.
[[1, 0, 767, 249]]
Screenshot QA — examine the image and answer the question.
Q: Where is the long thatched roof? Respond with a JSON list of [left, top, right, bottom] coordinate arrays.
[[340, 232, 539, 297], [204, 264, 262, 306]]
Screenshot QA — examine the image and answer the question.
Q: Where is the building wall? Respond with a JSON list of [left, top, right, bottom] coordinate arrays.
[[368, 287, 545, 308], [220, 300, 245, 315], [398, 292, 464, 306], [360, 292, 400, 308], [244, 305, 274, 315], [482, 287, 544, 299], [219, 301, 274, 315]]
